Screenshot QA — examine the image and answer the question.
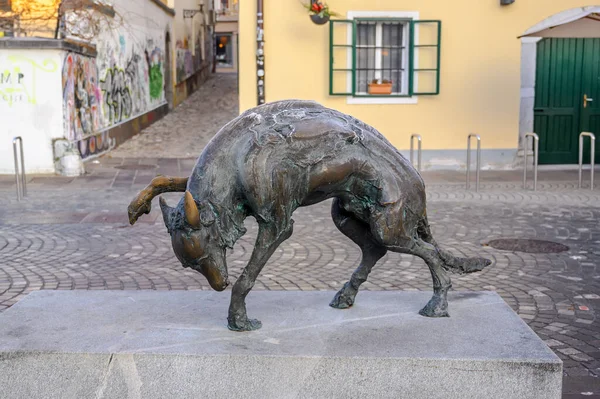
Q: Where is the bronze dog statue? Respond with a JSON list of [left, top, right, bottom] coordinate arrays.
[[128, 100, 491, 331]]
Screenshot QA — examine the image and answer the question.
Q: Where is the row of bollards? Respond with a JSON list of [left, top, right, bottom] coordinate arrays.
[[408, 132, 596, 192], [13, 136, 27, 201]]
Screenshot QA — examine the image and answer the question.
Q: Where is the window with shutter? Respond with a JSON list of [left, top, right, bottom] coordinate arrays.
[[329, 15, 441, 100]]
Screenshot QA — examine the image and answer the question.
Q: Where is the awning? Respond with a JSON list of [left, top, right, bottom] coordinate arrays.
[[519, 6, 600, 38]]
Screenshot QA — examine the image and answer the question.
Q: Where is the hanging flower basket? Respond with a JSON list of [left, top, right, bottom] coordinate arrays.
[[310, 13, 330, 25], [303, 1, 340, 25], [368, 79, 393, 95]]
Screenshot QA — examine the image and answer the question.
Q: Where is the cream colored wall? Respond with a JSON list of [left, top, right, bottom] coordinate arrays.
[[5, 0, 60, 38], [239, 0, 600, 152]]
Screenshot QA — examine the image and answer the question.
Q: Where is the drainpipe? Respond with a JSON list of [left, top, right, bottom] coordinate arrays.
[[257, 0, 265, 105]]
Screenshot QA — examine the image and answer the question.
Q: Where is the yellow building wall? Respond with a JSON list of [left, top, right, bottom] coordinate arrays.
[[4, 0, 60, 38], [239, 0, 600, 151]]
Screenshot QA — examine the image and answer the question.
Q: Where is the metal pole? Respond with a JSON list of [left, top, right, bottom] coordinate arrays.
[[13, 138, 22, 201], [466, 136, 471, 190], [476, 138, 481, 192], [523, 133, 539, 191], [19, 137, 26, 197], [534, 134, 539, 191], [579, 132, 596, 190], [13, 137, 25, 201], [579, 134, 583, 189], [467, 134, 481, 192], [256, 0, 265, 105], [592, 137, 595, 190], [410, 134, 422, 172]]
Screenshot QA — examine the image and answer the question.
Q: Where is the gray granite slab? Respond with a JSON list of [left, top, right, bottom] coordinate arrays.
[[0, 290, 562, 398]]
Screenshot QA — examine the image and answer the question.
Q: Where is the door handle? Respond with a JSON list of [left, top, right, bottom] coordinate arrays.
[[584, 94, 594, 108]]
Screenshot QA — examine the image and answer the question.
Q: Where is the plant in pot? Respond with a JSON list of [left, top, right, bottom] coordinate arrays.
[[302, 1, 340, 25], [368, 79, 393, 95]]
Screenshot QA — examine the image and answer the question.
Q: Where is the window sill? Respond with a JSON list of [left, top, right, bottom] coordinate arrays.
[[346, 96, 418, 105]]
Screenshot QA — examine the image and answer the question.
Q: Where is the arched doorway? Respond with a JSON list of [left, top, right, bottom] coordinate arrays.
[[519, 7, 600, 165]]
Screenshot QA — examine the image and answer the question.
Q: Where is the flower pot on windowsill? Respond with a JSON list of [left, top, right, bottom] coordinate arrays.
[[310, 14, 330, 25], [368, 81, 393, 95]]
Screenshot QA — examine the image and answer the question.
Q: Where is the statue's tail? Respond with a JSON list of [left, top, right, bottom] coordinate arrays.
[[417, 214, 492, 275]]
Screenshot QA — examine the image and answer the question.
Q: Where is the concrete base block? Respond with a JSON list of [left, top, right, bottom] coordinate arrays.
[[0, 290, 562, 398]]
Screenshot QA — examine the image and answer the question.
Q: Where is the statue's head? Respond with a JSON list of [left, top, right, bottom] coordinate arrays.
[[159, 191, 229, 291]]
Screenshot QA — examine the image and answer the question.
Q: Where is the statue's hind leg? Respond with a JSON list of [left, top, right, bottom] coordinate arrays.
[[329, 199, 387, 309], [386, 238, 452, 317]]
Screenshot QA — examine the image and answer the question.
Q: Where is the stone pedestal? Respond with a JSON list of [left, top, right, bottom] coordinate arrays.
[[0, 290, 562, 398]]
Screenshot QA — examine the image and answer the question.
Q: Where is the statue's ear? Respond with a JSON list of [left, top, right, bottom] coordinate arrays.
[[159, 197, 175, 230], [199, 201, 216, 226]]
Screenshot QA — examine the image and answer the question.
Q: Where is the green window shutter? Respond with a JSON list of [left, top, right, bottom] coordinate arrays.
[[329, 19, 355, 96], [410, 20, 441, 95]]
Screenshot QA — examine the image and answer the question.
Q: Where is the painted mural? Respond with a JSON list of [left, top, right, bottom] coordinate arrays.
[[62, 52, 110, 159], [62, 53, 103, 141]]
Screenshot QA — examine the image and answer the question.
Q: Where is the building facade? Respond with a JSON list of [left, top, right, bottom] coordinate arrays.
[[168, 0, 214, 107], [238, 1, 600, 169], [214, 0, 238, 74]]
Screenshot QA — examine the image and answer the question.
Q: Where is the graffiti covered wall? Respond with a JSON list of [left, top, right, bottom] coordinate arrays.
[[61, 52, 111, 158], [176, 36, 202, 83], [172, 0, 213, 93], [63, 0, 173, 159]]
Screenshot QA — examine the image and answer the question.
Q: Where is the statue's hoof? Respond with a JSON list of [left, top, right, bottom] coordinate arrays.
[[419, 297, 449, 318], [329, 290, 355, 309], [463, 257, 493, 273], [127, 200, 152, 225], [228, 318, 262, 332]]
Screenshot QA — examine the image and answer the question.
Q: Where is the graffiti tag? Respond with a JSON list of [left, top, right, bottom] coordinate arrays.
[[100, 67, 133, 124], [0, 56, 57, 106]]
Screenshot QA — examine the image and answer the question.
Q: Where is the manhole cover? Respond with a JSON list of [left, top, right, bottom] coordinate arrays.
[[114, 164, 157, 170], [485, 239, 569, 254]]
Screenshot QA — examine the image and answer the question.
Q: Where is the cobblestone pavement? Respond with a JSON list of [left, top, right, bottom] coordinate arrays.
[[109, 74, 239, 158], [1, 171, 599, 397]]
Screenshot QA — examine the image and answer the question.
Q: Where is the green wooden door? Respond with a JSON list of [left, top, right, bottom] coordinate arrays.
[[535, 38, 600, 164], [580, 38, 600, 164]]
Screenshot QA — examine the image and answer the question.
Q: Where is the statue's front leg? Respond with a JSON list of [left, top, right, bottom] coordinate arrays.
[[228, 222, 293, 332]]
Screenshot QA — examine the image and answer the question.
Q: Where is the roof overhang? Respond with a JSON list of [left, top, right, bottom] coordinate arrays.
[[519, 6, 600, 38]]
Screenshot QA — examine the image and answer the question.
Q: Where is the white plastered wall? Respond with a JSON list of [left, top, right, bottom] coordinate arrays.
[[0, 49, 64, 174]]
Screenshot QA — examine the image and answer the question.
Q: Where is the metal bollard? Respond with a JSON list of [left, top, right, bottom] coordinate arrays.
[[523, 133, 539, 191], [466, 134, 481, 192], [410, 134, 422, 172], [579, 132, 595, 190], [13, 136, 26, 201]]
